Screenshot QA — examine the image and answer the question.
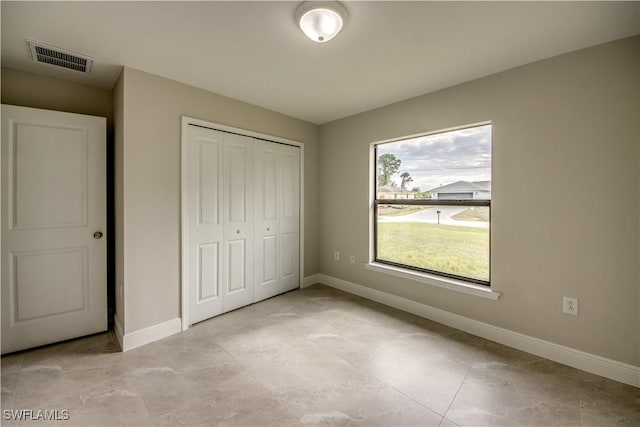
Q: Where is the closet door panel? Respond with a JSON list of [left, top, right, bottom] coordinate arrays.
[[222, 134, 254, 312], [227, 144, 247, 223], [187, 126, 224, 324], [198, 243, 219, 301], [254, 142, 280, 302], [262, 236, 277, 281], [227, 239, 246, 292], [279, 145, 300, 292]]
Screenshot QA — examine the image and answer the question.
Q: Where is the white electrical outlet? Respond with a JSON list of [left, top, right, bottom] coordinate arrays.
[[334, 250, 340, 261], [350, 255, 355, 264], [563, 297, 578, 315]]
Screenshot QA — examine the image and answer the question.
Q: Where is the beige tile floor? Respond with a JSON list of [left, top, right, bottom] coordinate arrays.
[[1, 284, 639, 426]]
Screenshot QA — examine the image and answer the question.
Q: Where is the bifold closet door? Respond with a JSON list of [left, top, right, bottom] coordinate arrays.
[[186, 124, 298, 324], [254, 141, 300, 302], [186, 126, 254, 324]]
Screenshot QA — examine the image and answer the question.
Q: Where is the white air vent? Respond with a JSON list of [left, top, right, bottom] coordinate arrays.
[[26, 40, 93, 74]]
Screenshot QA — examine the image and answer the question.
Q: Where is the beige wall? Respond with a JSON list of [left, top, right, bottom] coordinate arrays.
[[319, 37, 640, 366], [118, 67, 320, 333], [1, 67, 113, 129]]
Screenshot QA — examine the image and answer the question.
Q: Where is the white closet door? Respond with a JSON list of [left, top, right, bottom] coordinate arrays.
[[255, 142, 300, 301], [222, 133, 254, 312], [184, 122, 298, 324], [1, 105, 106, 353], [279, 144, 300, 292], [186, 126, 224, 324], [254, 141, 280, 302]]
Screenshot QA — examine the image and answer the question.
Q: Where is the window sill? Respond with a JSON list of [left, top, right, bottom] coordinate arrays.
[[365, 262, 501, 301]]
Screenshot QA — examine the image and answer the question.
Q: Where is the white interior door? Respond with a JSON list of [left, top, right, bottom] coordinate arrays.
[[186, 126, 224, 324], [254, 141, 280, 302], [254, 141, 300, 301], [1, 104, 106, 354], [222, 133, 254, 312], [278, 144, 300, 292]]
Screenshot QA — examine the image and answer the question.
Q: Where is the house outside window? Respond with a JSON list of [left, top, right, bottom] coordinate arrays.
[[373, 123, 492, 285]]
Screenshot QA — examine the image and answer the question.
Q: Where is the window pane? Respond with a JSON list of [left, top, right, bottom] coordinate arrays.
[[376, 124, 491, 201], [377, 204, 489, 282]]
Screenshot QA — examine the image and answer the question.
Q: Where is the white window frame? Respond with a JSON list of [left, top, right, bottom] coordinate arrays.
[[367, 122, 501, 301]]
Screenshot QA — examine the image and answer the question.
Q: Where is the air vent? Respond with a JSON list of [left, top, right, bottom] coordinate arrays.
[[26, 40, 93, 74]]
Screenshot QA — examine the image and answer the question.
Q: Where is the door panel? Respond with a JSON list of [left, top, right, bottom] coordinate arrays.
[[12, 248, 86, 321], [227, 239, 246, 293], [227, 143, 248, 223], [281, 151, 296, 219], [13, 123, 87, 228], [279, 145, 300, 292], [198, 141, 220, 225], [261, 150, 278, 221], [255, 141, 300, 299], [280, 233, 295, 279], [223, 134, 254, 312], [261, 236, 277, 282], [198, 243, 219, 302], [187, 126, 224, 324], [1, 105, 106, 354], [254, 141, 280, 302]]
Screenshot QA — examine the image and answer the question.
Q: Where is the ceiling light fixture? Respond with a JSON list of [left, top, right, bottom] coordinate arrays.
[[295, 1, 347, 43]]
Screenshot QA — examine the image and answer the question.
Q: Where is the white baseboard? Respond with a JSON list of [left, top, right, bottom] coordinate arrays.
[[113, 314, 124, 351], [302, 273, 321, 288], [314, 273, 640, 388], [119, 317, 181, 352]]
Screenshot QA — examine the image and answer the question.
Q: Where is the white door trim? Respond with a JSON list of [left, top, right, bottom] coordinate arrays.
[[180, 116, 304, 331]]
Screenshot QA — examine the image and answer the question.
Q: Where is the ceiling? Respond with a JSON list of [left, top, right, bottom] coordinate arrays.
[[2, 1, 639, 124]]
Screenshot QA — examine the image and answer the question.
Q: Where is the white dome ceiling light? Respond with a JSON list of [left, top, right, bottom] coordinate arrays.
[[295, 1, 347, 43]]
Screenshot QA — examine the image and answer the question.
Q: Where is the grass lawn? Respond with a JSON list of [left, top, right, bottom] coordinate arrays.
[[451, 207, 489, 222], [378, 205, 432, 217], [377, 222, 489, 281]]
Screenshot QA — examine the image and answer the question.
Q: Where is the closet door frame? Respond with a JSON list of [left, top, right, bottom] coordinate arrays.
[[180, 116, 304, 331]]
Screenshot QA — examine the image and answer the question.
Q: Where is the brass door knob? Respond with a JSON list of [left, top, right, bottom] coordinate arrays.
[[93, 231, 103, 239]]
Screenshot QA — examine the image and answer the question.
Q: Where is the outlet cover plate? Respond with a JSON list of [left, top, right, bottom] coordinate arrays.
[[563, 297, 578, 315]]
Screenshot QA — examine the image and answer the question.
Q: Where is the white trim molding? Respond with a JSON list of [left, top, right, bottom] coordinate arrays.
[[313, 274, 640, 388], [118, 318, 181, 352], [302, 274, 321, 288]]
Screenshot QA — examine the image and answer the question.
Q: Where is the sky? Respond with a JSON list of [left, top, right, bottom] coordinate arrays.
[[377, 124, 491, 192]]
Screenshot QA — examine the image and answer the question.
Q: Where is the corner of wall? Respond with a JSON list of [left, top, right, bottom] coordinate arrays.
[[113, 69, 126, 334]]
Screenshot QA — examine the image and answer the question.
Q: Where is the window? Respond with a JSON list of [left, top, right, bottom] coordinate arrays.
[[373, 123, 491, 285]]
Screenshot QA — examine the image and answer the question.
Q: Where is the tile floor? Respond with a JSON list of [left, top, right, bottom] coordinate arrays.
[[1, 284, 639, 426]]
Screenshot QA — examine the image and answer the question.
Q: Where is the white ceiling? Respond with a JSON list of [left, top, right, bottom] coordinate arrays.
[[2, 1, 639, 124]]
